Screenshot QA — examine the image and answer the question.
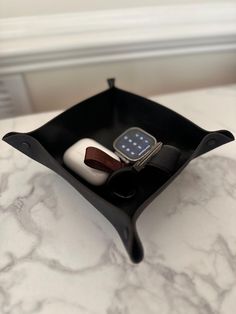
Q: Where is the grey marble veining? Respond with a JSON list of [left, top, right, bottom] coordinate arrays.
[[0, 85, 236, 314]]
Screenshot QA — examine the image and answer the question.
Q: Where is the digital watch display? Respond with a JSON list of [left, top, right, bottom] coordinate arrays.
[[113, 127, 163, 171]]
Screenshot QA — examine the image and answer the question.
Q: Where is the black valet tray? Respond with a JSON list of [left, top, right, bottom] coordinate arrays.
[[2, 81, 234, 263]]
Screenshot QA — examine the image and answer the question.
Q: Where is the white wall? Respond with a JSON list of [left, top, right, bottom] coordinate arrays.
[[0, 1, 236, 116], [0, 0, 231, 18]]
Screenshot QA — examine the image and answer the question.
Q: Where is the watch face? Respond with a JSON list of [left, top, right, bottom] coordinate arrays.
[[113, 127, 156, 162]]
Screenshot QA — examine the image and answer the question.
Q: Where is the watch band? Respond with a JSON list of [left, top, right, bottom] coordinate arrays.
[[84, 145, 180, 175], [84, 146, 124, 173], [148, 145, 181, 174]]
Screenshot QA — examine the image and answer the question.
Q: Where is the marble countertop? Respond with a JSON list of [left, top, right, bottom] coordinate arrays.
[[0, 84, 236, 314]]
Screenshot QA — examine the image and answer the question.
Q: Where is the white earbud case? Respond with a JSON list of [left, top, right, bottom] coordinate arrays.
[[63, 138, 120, 185]]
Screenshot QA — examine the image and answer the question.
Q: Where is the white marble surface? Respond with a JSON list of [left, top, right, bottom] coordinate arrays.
[[0, 84, 236, 314]]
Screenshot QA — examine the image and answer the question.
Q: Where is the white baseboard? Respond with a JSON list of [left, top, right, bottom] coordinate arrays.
[[0, 2, 236, 74]]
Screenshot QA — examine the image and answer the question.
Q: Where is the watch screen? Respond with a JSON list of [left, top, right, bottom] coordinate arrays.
[[113, 127, 156, 161]]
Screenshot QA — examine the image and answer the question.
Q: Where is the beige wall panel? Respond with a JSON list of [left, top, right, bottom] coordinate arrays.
[[24, 51, 236, 113]]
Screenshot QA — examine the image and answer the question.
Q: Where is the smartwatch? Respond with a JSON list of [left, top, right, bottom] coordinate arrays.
[[85, 127, 180, 175], [84, 127, 181, 199], [113, 127, 180, 174]]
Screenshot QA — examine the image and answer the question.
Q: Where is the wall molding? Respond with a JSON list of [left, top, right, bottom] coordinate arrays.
[[0, 2, 236, 74]]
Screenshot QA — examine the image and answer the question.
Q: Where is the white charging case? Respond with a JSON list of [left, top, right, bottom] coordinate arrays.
[[63, 138, 120, 186]]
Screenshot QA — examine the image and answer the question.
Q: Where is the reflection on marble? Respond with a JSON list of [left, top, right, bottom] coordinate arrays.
[[0, 85, 236, 314]]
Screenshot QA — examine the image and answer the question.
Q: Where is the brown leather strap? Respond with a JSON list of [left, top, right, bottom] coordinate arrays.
[[84, 146, 124, 173]]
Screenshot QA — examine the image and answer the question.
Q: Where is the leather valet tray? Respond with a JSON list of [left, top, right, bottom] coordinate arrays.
[[3, 80, 234, 263]]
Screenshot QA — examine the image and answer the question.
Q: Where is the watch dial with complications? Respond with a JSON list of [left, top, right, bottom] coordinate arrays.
[[113, 127, 156, 162]]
